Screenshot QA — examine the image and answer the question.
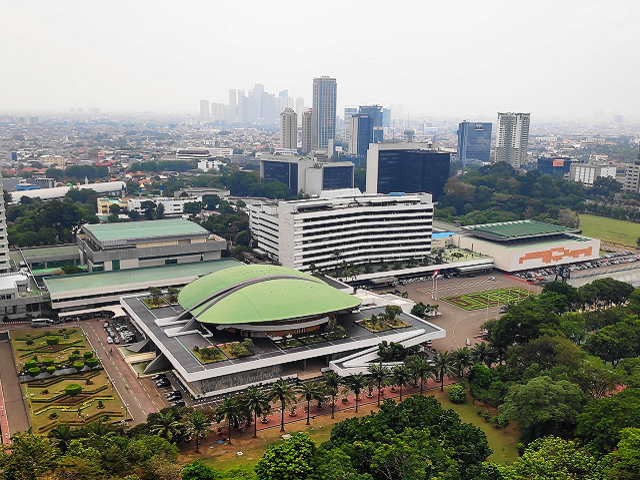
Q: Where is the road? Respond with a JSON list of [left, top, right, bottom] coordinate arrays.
[[0, 340, 29, 439], [82, 320, 168, 425]]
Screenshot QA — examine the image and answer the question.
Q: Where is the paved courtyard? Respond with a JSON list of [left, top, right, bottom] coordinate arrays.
[[375, 273, 540, 352]]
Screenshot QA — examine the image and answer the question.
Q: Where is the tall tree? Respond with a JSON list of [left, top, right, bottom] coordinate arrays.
[[368, 362, 390, 407], [48, 423, 74, 454], [470, 341, 496, 368], [188, 409, 211, 454], [149, 411, 185, 443], [453, 347, 472, 377], [433, 350, 457, 391], [215, 397, 243, 444], [0, 432, 59, 480], [296, 381, 325, 426], [269, 378, 297, 432], [391, 364, 411, 401], [406, 355, 435, 395], [241, 385, 271, 438], [323, 371, 343, 419], [344, 373, 368, 413]]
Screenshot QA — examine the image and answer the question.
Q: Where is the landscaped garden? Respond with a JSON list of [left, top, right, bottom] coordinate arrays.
[[218, 339, 254, 359], [443, 287, 532, 310], [22, 370, 126, 433], [12, 328, 93, 375], [11, 327, 127, 432], [143, 286, 180, 309], [191, 345, 226, 364], [356, 305, 410, 333]]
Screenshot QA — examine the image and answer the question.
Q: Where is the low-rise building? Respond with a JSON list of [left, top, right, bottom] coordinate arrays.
[[77, 219, 225, 272], [569, 162, 617, 186], [0, 272, 45, 320], [260, 156, 354, 195]]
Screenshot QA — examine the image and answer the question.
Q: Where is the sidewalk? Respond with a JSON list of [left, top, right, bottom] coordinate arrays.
[[0, 341, 30, 441]]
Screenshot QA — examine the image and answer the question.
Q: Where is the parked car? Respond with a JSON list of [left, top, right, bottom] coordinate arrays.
[[104, 322, 109, 328], [171, 400, 186, 407], [166, 390, 182, 399], [156, 381, 171, 388], [107, 337, 114, 344], [113, 337, 120, 344], [151, 373, 166, 381]]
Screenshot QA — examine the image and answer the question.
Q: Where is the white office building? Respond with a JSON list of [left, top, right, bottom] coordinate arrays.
[[279, 108, 298, 150], [0, 173, 10, 273], [569, 163, 617, 186], [495, 112, 531, 169], [248, 189, 433, 271]]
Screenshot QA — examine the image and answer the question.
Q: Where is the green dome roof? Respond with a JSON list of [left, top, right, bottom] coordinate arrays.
[[178, 265, 361, 324]]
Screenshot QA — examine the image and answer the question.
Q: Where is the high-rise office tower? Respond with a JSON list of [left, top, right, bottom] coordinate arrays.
[[228, 89, 237, 122], [312, 76, 337, 149], [495, 112, 530, 168], [200, 100, 210, 120], [343, 107, 358, 142], [280, 108, 298, 150], [0, 173, 10, 274], [458, 121, 492, 165], [301, 109, 313, 154], [358, 105, 383, 143], [295, 97, 305, 125], [348, 114, 373, 158], [279, 90, 288, 98]]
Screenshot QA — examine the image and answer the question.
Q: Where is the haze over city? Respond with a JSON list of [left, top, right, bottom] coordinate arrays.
[[3, 0, 639, 121]]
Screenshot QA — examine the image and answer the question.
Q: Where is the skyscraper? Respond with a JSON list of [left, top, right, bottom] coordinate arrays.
[[228, 89, 237, 122], [343, 106, 358, 142], [295, 97, 305, 125], [301, 109, 313, 154], [348, 114, 373, 158], [280, 108, 298, 150], [0, 173, 10, 274], [312, 76, 337, 149], [495, 113, 530, 169], [358, 105, 384, 143], [200, 100, 210, 120], [457, 121, 492, 165]]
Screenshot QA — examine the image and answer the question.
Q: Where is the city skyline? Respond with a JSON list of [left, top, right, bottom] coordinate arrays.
[[2, 1, 640, 122]]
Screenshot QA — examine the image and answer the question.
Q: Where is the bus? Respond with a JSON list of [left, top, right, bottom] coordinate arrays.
[[31, 318, 59, 328]]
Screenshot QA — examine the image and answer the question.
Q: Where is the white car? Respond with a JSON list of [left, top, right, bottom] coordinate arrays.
[[107, 337, 114, 344]]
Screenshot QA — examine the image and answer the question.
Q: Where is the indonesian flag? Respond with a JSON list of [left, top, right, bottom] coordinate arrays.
[[432, 269, 438, 277]]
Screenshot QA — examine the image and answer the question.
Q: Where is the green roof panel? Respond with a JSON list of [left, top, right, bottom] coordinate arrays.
[[83, 219, 208, 243]]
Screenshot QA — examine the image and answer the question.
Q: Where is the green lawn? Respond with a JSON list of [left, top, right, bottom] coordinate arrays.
[[193, 386, 519, 471], [444, 288, 532, 311], [579, 214, 640, 247]]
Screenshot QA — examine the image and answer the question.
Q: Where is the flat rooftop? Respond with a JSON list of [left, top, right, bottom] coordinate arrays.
[[463, 220, 580, 242], [12, 245, 80, 261], [122, 296, 443, 383], [44, 259, 240, 297], [82, 219, 209, 245]]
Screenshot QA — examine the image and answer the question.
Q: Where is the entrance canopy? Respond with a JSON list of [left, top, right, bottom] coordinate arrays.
[[58, 305, 127, 319]]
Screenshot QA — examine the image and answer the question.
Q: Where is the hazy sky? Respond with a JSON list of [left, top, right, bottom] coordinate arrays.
[[2, 0, 639, 121]]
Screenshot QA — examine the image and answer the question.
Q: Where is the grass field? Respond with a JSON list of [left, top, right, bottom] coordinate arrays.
[[579, 214, 640, 247], [191, 386, 519, 471], [443, 287, 532, 310]]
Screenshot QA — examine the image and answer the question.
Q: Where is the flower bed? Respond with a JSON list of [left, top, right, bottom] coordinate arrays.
[[218, 342, 252, 359], [275, 338, 303, 349], [300, 335, 327, 346], [191, 346, 225, 364]]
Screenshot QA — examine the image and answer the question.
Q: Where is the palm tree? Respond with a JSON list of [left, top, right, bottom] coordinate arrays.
[[323, 371, 343, 419], [188, 409, 211, 453], [344, 373, 368, 413], [241, 385, 271, 438], [149, 411, 185, 443], [470, 342, 496, 369], [406, 355, 435, 394], [215, 397, 243, 444], [434, 350, 458, 392], [296, 381, 325, 425], [269, 378, 297, 432], [391, 364, 411, 401], [368, 363, 390, 407], [454, 347, 472, 377], [48, 423, 74, 454]]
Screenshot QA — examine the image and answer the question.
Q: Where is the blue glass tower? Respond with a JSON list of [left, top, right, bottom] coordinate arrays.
[[457, 121, 492, 165]]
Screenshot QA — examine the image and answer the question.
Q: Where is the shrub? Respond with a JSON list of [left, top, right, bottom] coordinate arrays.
[[83, 351, 94, 359], [85, 378, 93, 385], [26, 334, 31, 338], [86, 357, 99, 368], [193, 345, 199, 352], [72, 350, 80, 355], [42, 358, 54, 366], [97, 400, 104, 409], [58, 329, 65, 333], [73, 361, 85, 372], [68, 354, 79, 362], [45, 336, 60, 346], [49, 412, 58, 419], [46, 366, 56, 374], [25, 339, 34, 346], [65, 384, 83, 397], [25, 359, 38, 368], [27, 367, 41, 378], [448, 384, 467, 404]]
